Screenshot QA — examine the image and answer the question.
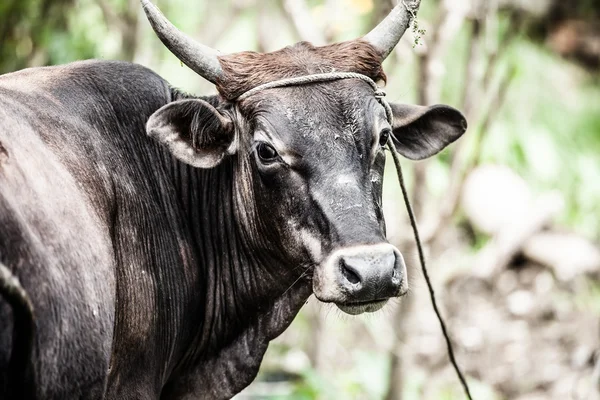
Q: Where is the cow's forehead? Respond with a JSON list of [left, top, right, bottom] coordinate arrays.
[[246, 79, 387, 149]]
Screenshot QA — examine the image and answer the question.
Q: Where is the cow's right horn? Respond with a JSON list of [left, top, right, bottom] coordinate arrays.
[[363, 0, 421, 60], [140, 0, 224, 84]]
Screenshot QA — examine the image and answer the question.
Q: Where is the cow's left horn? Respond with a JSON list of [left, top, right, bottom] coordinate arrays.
[[140, 0, 223, 83], [363, 0, 421, 60]]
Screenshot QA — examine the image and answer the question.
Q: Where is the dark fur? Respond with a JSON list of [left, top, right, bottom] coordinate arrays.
[[0, 61, 312, 399]]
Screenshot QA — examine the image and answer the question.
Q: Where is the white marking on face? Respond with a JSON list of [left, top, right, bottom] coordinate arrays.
[[299, 228, 323, 262], [332, 174, 365, 212], [335, 173, 362, 195], [336, 174, 356, 186]]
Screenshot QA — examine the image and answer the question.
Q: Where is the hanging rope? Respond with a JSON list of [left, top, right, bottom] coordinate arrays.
[[236, 72, 473, 400], [386, 142, 473, 400]]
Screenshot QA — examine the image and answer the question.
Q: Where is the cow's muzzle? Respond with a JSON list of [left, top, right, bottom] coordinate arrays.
[[313, 243, 408, 315]]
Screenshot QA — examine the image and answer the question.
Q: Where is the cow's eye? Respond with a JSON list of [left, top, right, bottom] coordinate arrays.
[[379, 129, 391, 147], [256, 142, 279, 163]]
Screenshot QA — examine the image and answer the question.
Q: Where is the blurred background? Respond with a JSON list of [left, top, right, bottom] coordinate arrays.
[[2, 0, 600, 398]]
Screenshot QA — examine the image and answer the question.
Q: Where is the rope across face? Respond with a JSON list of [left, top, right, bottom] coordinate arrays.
[[235, 72, 394, 126]]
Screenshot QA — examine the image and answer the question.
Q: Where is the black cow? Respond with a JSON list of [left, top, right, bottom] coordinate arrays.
[[0, 1, 466, 399]]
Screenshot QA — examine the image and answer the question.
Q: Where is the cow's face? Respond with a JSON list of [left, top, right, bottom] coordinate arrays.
[[237, 80, 402, 315], [141, 0, 466, 314], [146, 74, 466, 315]]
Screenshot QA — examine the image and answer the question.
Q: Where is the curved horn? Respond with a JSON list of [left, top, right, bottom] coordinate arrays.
[[363, 0, 421, 60], [140, 0, 223, 83]]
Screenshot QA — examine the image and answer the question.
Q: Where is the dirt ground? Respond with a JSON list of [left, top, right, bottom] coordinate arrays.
[[408, 260, 600, 399]]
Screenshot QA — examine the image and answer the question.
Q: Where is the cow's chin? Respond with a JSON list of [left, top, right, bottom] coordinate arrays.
[[335, 299, 388, 315]]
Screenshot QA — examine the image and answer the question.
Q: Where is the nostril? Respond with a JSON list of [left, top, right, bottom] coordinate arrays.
[[392, 255, 400, 278], [392, 252, 405, 284], [340, 259, 361, 285]]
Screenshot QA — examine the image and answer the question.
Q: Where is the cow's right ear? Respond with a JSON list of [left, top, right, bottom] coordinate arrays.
[[146, 99, 235, 168]]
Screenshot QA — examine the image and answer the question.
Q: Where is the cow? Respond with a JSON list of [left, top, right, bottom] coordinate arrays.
[[0, 1, 466, 399]]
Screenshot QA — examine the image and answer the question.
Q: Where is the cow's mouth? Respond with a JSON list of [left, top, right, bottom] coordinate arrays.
[[335, 299, 388, 315]]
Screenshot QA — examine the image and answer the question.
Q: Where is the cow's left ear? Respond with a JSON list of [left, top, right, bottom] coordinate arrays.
[[146, 99, 236, 168], [389, 103, 467, 160]]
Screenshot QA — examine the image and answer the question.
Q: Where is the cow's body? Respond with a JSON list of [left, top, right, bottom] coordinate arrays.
[[0, 60, 310, 399]]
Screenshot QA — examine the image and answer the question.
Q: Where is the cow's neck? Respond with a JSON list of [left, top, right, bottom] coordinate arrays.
[[161, 150, 311, 398]]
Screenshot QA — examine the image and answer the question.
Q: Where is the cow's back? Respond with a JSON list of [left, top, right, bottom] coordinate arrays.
[[0, 61, 182, 399]]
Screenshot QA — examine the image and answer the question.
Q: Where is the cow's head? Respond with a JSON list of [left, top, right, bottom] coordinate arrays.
[[141, 0, 466, 315]]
